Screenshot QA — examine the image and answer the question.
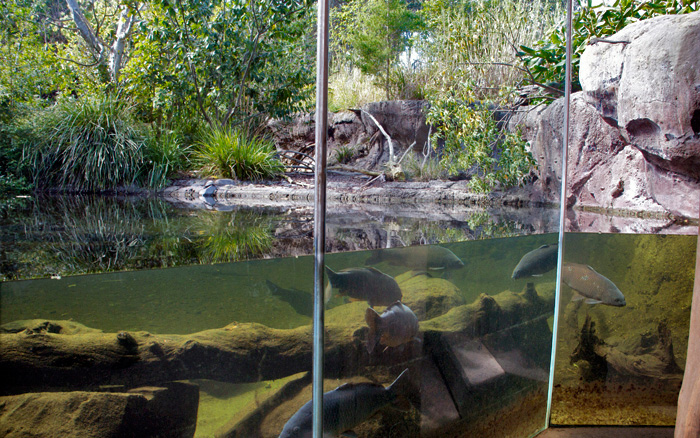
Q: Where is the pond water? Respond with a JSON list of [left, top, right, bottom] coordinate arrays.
[[0, 195, 695, 437]]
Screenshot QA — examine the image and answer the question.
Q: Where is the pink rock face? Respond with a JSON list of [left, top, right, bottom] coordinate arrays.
[[579, 11, 700, 217]]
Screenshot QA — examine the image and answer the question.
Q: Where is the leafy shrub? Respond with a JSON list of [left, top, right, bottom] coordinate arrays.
[[518, 0, 698, 93], [25, 95, 147, 192], [402, 152, 445, 181], [333, 145, 356, 165], [427, 90, 535, 192], [193, 127, 283, 181]]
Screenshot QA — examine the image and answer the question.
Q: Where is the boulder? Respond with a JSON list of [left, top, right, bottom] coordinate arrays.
[[579, 11, 700, 217], [267, 101, 429, 171], [0, 382, 199, 438], [512, 93, 666, 214]]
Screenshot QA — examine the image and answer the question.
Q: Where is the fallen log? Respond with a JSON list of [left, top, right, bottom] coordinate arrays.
[[0, 283, 554, 395]]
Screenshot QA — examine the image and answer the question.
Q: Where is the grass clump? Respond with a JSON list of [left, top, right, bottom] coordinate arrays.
[[193, 127, 283, 181], [329, 68, 387, 111], [144, 130, 191, 188], [25, 95, 146, 192]]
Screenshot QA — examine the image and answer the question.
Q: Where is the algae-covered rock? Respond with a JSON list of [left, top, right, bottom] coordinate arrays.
[[0, 319, 103, 335], [0, 382, 198, 438], [396, 271, 466, 320]]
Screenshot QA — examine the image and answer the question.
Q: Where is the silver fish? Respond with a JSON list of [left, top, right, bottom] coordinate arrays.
[[366, 245, 464, 271], [365, 301, 419, 354], [512, 244, 558, 279], [561, 263, 626, 307], [278, 369, 410, 438], [325, 267, 402, 307]]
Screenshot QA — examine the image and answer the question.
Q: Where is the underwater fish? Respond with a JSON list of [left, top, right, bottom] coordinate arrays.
[[511, 244, 558, 279], [365, 301, 419, 354], [325, 267, 402, 307], [278, 369, 411, 438], [561, 263, 626, 307], [266, 280, 313, 317], [365, 245, 465, 271]]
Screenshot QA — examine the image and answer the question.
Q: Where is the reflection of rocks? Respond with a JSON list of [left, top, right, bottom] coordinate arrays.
[[0, 382, 199, 438]]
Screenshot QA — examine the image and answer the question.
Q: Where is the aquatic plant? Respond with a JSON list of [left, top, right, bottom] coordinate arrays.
[[25, 95, 147, 192], [193, 127, 283, 181]]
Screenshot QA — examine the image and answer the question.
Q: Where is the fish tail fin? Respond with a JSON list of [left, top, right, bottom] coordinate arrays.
[[365, 307, 381, 354], [324, 280, 333, 303], [324, 267, 337, 303], [265, 279, 279, 295], [387, 368, 412, 410]]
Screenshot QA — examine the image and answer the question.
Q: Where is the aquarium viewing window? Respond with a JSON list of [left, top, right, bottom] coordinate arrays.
[[1, 0, 697, 436]]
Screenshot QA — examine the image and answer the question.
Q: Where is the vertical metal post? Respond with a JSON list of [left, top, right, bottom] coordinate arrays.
[[312, 0, 329, 434], [546, 0, 573, 428]]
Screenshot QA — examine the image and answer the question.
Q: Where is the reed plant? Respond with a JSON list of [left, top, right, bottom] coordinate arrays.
[[329, 68, 387, 111], [193, 126, 283, 181], [419, 0, 564, 101], [25, 95, 146, 192]]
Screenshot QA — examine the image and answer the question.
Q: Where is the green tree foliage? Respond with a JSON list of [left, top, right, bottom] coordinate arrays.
[[417, 0, 556, 191], [124, 0, 316, 130], [332, 0, 422, 98], [518, 0, 698, 94], [426, 86, 534, 192]]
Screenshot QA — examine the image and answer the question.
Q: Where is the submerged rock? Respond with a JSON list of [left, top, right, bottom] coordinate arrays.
[[0, 382, 199, 438]]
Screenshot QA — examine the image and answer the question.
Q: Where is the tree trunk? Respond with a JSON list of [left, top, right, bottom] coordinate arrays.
[[109, 6, 134, 83]]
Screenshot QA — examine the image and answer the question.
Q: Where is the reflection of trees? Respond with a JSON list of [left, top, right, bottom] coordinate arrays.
[[192, 211, 274, 264], [1, 197, 276, 279]]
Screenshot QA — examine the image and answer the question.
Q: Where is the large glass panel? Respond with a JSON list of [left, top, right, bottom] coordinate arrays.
[[548, 0, 699, 428], [0, 0, 569, 437], [550, 229, 697, 426]]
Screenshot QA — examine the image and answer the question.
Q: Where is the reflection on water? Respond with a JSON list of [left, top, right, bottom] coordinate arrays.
[[0, 195, 558, 281], [0, 231, 694, 436]]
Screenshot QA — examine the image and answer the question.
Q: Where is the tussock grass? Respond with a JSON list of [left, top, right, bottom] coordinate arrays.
[[193, 127, 283, 181], [26, 95, 146, 192]]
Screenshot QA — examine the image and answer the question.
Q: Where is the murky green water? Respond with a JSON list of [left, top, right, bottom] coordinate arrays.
[[0, 196, 695, 437]]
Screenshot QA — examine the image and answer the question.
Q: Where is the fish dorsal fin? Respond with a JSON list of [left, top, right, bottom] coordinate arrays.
[[364, 266, 384, 275], [587, 265, 598, 273], [385, 301, 403, 310], [538, 244, 550, 249], [334, 382, 381, 393]]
